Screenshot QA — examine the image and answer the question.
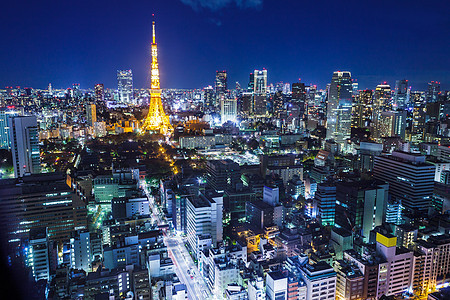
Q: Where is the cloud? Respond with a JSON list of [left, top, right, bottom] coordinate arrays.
[[209, 18, 223, 26], [180, 0, 263, 11]]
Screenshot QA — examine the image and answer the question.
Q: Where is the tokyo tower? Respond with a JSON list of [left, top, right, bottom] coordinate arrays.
[[141, 19, 173, 135]]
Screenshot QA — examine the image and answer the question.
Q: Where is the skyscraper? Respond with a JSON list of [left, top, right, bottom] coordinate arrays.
[[335, 179, 388, 242], [374, 84, 392, 112], [86, 104, 97, 127], [292, 82, 307, 120], [426, 81, 440, 103], [375, 110, 407, 140], [220, 98, 237, 124], [253, 69, 267, 94], [215, 70, 227, 108], [9, 115, 40, 178], [410, 91, 426, 140], [72, 83, 81, 98], [117, 69, 133, 104], [250, 69, 268, 116], [0, 106, 22, 149], [394, 79, 408, 109], [314, 181, 336, 226], [248, 72, 254, 92], [94, 83, 105, 102], [215, 71, 227, 95], [326, 71, 353, 149], [352, 89, 373, 128]]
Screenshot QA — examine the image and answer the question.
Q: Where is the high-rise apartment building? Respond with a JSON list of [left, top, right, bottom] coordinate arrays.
[[9, 115, 40, 178], [266, 271, 288, 300], [300, 261, 337, 300], [326, 71, 352, 149], [94, 83, 105, 102], [117, 70, 133, 104], [86, 104, 97, 127], [373, 151, 435, 213], [375, 233, 413, 298]]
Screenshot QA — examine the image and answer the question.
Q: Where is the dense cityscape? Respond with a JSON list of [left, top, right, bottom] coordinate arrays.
[[1, 1, 450, 300]]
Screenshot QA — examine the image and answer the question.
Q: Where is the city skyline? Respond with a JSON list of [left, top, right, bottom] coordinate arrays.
[[1, 0, 449, 90]]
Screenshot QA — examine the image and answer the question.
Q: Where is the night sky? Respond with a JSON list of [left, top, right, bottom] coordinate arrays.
[[1, 0, 449, 91]]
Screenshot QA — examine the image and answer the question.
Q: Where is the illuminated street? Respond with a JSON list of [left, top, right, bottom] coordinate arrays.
[[141, 180, 212, 300]]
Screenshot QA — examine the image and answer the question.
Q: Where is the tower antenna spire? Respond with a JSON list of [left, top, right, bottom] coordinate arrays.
[[152, 14, 156, 44]]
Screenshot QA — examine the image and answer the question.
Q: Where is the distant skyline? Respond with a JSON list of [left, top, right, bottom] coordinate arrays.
[[0, 0, 449, 91]]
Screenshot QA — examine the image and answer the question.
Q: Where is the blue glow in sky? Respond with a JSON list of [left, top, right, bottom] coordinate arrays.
[[0, 0, 449, 90]]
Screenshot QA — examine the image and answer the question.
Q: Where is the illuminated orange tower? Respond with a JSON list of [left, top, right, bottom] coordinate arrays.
[[142, 18, 173, 135]]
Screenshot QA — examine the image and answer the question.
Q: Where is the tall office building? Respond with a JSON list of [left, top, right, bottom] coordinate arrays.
[[314, 182, 337, 226], [292, 82, 307, 119], [335, 179, 388, 242], [117, 70, 133, 104], [94, 83, 105, 102], [394, 79, 409, 109], [253, 94, 267, 116], [215, 70, 227, 94], [373, 151, 435, 213], [375, 110, 407, 140], [253, 69, 267, 94], [27, 228, 51, 282], [248, 72, 255, 92], [326, 71, 353, 149], [0, 173, 78, 248], [352, 89, 373, 128], [410, 91, 426, 139], [0, 106, 22, 149], [374, 84, 392, 112], [220, 98, 237, 124], [86, 104, 97, 127], [9, 115, 40, 178], [426, 81, 440, 103], [206, 159, 241, 192], [186, 192, 223, 257], [203, 86, 214, 108], [72, 83, 81, 98], [215, 70, 227, 107]]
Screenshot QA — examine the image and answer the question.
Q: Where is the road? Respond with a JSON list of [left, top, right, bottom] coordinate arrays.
[[141, 180, 212, 300]]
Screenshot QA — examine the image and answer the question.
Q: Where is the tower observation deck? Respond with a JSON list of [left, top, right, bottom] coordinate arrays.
[[141, 19, 173, 135]]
